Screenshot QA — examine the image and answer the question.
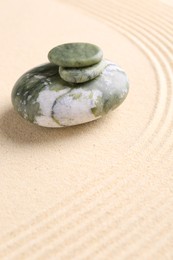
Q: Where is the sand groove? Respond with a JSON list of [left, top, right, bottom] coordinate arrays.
[[0, 0, 173, 259], [0, 169, 150, 258], [31, 192, 172, 259], [70, 0, 173, 158], [8, 182, 170, 259], [105, 0, 173, 157]]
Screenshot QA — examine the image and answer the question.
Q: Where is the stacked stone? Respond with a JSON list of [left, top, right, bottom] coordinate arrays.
[[48, 42, 106, 84], [12, 42, 129, 128]]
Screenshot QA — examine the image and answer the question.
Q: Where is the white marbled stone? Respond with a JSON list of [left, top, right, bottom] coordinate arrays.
[[12, 61, 129, 127]]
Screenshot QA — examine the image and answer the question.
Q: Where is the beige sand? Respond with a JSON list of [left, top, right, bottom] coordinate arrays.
[[0, 0, 173, 258]]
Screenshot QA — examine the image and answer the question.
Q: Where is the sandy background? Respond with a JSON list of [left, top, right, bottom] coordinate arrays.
[[0, 0, 173, 259]]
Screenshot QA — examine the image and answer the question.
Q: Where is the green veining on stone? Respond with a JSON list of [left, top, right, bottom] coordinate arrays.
[[91, 95, 104, 117], [59, 60, 107, 83], [48, 43, 103, 68], [52, 113, 62, 126], [12, 61, 129, 128], [12, 64, 72, 124], [69, 93, 82, 100]]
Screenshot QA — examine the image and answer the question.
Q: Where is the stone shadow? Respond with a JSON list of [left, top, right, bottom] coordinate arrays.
[[0, 107, 107, 145]]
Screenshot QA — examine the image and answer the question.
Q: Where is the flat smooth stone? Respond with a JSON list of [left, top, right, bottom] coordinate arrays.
[[12, 61, 129, 128], [59, 60, 107, 83], [48, 42, 103, 68]]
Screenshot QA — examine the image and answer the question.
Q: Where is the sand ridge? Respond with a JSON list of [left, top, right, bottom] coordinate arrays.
[[0, 0, 173, 259]]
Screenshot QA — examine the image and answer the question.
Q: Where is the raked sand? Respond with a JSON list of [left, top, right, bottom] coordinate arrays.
[[0, 0, 173, 259]]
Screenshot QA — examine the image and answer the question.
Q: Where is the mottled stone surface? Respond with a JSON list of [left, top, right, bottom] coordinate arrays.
[[59, 60, 107, 83], [12, 61, 129, 127], [48, 43, 103, 68]]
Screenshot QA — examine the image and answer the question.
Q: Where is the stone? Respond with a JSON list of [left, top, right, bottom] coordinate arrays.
[[48, 42, 103, 68], [11, 61, 129, 128], [59, 60, 107, 83]]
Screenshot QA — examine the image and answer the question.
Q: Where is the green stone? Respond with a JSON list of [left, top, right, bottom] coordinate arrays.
[[59, 60, 107, 83], [48, 42, 103, 68], [11, 62, 129, 128]]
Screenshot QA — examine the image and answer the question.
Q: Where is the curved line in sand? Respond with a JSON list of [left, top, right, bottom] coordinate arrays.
[[74, 0, 173, 157], [0, 0, 172, 258]]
